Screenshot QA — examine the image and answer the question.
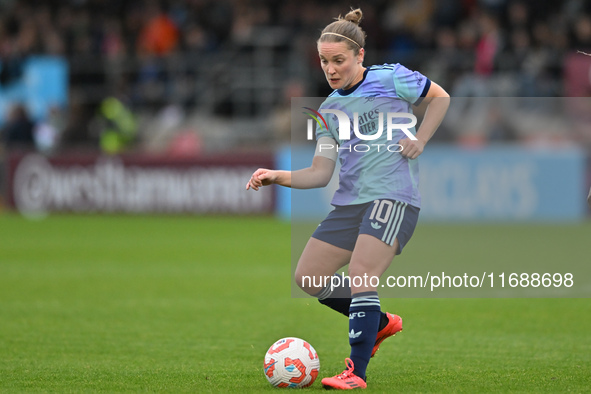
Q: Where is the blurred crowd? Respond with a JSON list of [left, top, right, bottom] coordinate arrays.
[[1, 0, 591, 153]]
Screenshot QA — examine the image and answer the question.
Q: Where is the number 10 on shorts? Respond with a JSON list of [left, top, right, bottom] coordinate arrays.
[[366, 199, 410, 248], [369, 199, 395, 223]]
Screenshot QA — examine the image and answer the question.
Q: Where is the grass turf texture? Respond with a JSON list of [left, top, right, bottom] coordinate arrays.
[[0, 214, 589, 392]]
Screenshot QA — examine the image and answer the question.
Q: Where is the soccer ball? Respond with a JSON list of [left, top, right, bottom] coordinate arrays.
[[263, 337, 320, 388]]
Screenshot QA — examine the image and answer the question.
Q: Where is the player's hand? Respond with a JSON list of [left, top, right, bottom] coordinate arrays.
[[245, 168, 277, 191], [398, 137, 425, 160]]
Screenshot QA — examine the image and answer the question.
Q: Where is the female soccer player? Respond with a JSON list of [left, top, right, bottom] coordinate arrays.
[[247, 8, 449, 390]]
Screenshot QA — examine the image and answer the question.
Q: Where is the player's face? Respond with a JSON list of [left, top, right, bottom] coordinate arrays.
[[318, 42, 365, 90]]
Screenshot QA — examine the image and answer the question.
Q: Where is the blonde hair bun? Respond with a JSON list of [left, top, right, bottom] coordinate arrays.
[[343, 8, 363, 25], [318, 8, 366, 53]]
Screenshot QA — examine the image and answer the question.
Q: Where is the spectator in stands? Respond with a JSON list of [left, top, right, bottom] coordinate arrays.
[[1, 104, 35, 150], [138, 1, 179, 56], [1, 0, 591, 148], [97, 94, 138, 155]]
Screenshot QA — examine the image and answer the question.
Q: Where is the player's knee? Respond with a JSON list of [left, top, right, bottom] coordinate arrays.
[[294, 271, 304, 290], [294, 268, 320, 296], [293, 268, 307, 290]]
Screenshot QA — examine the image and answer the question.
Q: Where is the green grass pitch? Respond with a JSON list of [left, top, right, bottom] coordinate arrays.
[[0, 214, 590, 392]]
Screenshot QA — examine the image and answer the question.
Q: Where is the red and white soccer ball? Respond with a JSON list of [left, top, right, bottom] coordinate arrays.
[[263, 337, 320, 388]]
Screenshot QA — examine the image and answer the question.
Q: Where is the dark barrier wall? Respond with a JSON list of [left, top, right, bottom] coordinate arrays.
[[6, 153, 273, 215]]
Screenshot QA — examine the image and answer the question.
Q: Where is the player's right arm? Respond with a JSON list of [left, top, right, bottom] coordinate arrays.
[[246, 136, 337, 191], [246, 155, 335, 191]]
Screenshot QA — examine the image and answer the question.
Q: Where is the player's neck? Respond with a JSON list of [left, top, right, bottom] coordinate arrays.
[[344, 66, 366, 90]]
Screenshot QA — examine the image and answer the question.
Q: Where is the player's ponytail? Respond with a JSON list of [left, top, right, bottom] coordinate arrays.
[[318, 8, 366, 54]]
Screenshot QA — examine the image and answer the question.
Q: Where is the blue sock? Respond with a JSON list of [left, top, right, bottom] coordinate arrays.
[[316, 274, 351, 317], [316, 277, 388, 329], [348, 291, 381, 380]]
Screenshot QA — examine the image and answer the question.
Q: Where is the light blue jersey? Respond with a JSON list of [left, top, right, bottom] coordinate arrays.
[[316, 63, 431, 207]]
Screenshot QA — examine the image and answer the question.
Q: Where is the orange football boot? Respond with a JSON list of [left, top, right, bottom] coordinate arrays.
[[321, 358, 367, 390], [371, 313, 402, 357]]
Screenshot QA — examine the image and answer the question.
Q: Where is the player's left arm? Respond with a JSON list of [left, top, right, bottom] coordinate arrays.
[[399, 82, 450, 159]]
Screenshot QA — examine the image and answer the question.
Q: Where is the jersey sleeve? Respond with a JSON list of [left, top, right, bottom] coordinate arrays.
[[314, 116, 332, 140], [314, 103, 336, 141], [392, 64, 431, 105]]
